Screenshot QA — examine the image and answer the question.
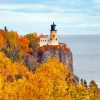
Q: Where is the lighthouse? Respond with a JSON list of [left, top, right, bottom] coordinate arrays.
[[39, 22, 59, 47], [49, 22, 58, 45]]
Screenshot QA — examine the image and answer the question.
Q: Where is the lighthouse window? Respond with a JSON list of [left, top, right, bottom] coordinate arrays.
[[53, 35, 55, 38]]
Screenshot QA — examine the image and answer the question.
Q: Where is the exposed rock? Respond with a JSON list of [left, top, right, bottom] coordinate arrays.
[[25, 44, 73, 73], [41, 49, 73, 73], [21, 43, 78, 83], [23, 54, 38, 72], [36, 44, 79, 83]]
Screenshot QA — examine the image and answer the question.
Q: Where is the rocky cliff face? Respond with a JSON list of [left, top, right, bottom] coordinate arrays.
[[25, 44, 73, 73], [36, 44, 79, 82], [38, 48, 73, 73]]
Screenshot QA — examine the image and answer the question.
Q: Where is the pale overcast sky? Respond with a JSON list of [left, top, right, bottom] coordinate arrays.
[[0, 0, 100, 35]]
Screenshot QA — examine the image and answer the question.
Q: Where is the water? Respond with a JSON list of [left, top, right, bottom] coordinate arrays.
[[59, 35, 100, 85]]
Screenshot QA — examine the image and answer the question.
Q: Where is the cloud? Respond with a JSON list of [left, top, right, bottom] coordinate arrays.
[[0, 0, 44, 4], [93, 0, 100, 4], [0, 1, 100, 35], [0, 10, 81, 24], [0, 3, 97, 15], [0, 4, 66, 14], [0, 4, 91, 25], [0, 4, 47, 10]]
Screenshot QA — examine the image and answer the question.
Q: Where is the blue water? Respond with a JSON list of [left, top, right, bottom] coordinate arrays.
[[59, 35, 100, 85]]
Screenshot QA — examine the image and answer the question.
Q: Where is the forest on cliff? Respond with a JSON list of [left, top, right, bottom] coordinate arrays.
[[0, 29, 100, 100]]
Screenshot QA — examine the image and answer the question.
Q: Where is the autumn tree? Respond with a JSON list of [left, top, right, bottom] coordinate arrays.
[[25, 33, 39, 50], [6, 31, 19, 49], [29, 58, 74, 99], [0, 30, 6, 49], [18, 36, 30, 53], [89, 80, 100, 100], [0, 54, 74, 99]]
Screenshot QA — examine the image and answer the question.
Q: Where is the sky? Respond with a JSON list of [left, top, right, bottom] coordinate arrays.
[[0, 0, 100, 35]]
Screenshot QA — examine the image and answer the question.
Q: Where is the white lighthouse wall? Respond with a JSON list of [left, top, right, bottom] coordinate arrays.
[[48, 40, 58, 45]]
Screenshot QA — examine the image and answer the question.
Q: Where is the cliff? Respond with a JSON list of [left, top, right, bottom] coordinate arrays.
[[25, 44, 73, 73], [37, 45, 73, 73], [23, 43, 80, 83]]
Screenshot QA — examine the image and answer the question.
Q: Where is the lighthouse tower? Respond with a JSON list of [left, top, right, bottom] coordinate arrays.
[[49, 22, 58, 45]]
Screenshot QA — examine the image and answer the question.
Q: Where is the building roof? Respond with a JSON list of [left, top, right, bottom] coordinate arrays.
[[39, 34, 48, 38], [50, 22, 57, 31]]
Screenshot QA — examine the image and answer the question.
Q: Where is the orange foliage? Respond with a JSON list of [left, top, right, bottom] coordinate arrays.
[[0, 30, 6, 49], [0, 35, 4, 49], [43, 44, 70, 51], [18, 36, 30, 52]]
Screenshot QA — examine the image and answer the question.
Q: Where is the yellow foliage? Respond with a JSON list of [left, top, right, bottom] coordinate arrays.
[[6, 31, 19, 48], [0, 52, 97, 100]]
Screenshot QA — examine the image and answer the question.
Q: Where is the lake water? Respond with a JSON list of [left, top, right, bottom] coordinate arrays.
[[59, 35, 100, 86]]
